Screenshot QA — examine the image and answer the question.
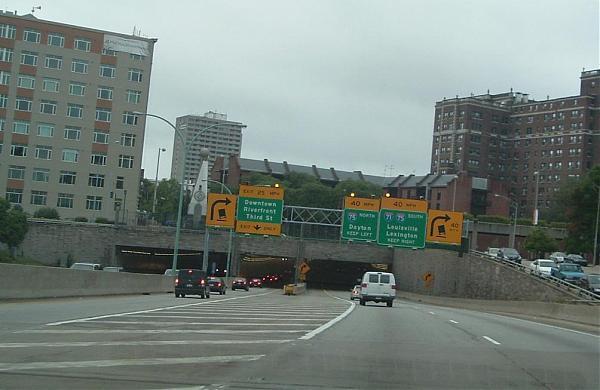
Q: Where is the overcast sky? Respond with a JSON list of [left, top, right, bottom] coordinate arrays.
[[12, 0, 600, 178]]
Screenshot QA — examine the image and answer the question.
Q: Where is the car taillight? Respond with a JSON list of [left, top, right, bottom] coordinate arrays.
[[217, 282, 222, 287], [175, 278, 179, 285], [200, 279, 205, 285], [361, 283, 367, 288], [391, 285, 396, 289]]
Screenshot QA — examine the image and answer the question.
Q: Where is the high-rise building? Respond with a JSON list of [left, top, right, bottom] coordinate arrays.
[[170, 112, 245, 184], [0, 11, 156, 222], [431, 69, 600, 218]]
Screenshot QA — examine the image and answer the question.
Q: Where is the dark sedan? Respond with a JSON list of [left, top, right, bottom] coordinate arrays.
[[248, 278, 263, 288], [232, 278, 249, 291], [564, 254, 588, 267], [208, 277, 226, 295]]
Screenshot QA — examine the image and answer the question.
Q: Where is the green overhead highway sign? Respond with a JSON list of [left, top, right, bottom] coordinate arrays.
[[235, 184, 284, 236], [377, 197, 427, 248], [341, 197, 380, 241]]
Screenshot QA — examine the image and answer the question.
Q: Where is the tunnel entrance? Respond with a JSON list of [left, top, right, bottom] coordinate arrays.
[[238, 255, 295, 288], [304, 260, 390, 291]]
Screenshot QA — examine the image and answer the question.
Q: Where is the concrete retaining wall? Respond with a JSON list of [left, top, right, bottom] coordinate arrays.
[[0, 263, 173, 300]]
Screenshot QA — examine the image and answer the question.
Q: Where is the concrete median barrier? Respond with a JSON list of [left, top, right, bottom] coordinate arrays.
[[283, 283, 307, 295], [0, 263, 174, 300]]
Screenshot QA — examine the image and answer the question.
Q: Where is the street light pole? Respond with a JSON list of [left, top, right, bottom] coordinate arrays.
[[134, 112, 226, 273], [533, 171, 540, 225], [152, 147, 166, 216], [594, 185, 600, 266]]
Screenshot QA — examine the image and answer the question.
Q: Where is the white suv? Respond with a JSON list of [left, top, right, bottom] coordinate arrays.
[[359, 271, 396, 307]]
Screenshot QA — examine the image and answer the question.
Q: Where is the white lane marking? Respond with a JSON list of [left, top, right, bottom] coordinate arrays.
[[45, 291, 274, 326], [300, 292, 355, 340], [128, 315, 326, 322], [0, 339, 293, 348], [88, 320, 317, 327], [146, 311, 338, 317], [449, 320, 459, 324], [0, 354, 265, 372], [482, 336, 501, 345], [428, 311, 436, 315], [17, 329, 308, 334]]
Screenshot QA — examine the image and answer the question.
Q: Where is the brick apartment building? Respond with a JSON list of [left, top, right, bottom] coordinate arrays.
[[431, 69, 600, 219], [0, 11, 156, 222]]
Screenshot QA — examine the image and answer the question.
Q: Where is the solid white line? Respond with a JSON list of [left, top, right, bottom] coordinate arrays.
[[45, 292, 274, 326], [147, 311, 337, 317], [0, 355, 265, 372], [89, 320, 317, 327], [300, 292, 355, 340], [18, 329, 308, 334], [482, 336, 501, 345], [128, 315, 325, 322], [449, 320, 459, 324], [0, 339, 293, 348]]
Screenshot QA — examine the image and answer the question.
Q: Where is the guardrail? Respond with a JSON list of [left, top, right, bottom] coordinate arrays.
[[471, 250, 600, 303]]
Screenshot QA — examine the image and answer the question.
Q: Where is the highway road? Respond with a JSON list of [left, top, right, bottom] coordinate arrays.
[[0, 289, 598, 389]]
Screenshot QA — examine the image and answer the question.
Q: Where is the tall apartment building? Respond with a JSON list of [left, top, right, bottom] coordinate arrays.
[[0, 11, 156, 222], [171, 112, 245, 184], [431, 69, 600, 218]]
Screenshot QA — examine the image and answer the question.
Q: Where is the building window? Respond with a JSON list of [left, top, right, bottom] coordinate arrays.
[[120, 133, 136, 147], [57, 193, 74, 208], [99, 64, 116, 78], [30, 190, 47, 206], [62, 149, 79, 163], [118, 155, 134, 168], [0, 94, 7, 108], [74, 38, 91, 52], [40, 100, 57, 115], [95, 108, 112, 122], [35, 145, 52, 160], [32, 168, 49, 182], [42, 78, 60, 92], [126, 90, 141, 104], [59, 171, 76, 185], [130, 53, 145, 61], [116, 176, 124, 189], [66, 104, 83, 118], [102, 48, 117, 56], [12, 121, 30, 134], [97, 86, 113, 100], [36, 123, 53, 137], [47, 33, 64, 47], [10, 144, 27, 157], [17, 75, 35, 89], [128, 68, 143, 82], [0, 24, 16, 39], [122, 112, 138, 125], [71, 59, 88, 74], [23, 29, 41, 43], [0, 47, 13, 62], [88, 173, 105, 188], [15, 97, 32, 111], [93, 131, 109, 144], [7, 165, 25, 180], [90, 153, 107, 166], [69, 82, 86, 96], [20, 51, 38, 66], [0, 70, 9, 85], [86, 196, 103, 211], [63, 127, 81, 141], [6, 188, 22, 204]]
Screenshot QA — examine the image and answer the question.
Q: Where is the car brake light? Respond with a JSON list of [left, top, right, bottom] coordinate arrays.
[[200, 279, 205, 285], [361, 283, 367, 288], [217, 282, 222, 287], [175, 278, 179, 285], [391, 285, 396, 289]]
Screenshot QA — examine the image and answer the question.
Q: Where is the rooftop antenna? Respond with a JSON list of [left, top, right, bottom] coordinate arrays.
[[31, 5, 41, 13]]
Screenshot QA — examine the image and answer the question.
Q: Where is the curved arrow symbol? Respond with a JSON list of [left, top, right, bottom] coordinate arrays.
[[430, 214, 451, 236], [210, 197, 232, 221]]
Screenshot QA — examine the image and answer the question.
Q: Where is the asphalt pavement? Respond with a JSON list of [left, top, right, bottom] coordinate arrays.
[[0, 289, 598, 389]]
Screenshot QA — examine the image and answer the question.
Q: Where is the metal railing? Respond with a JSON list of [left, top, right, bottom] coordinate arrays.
[[471, 250, 600, 302]]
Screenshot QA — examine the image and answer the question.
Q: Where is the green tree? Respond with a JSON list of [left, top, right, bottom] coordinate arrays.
[[524, 227, 558, 259], [0, 199, 28, 255], [333, 180, 383, 201], [138, 178, 155, 212], [33, 207, 60, 219]]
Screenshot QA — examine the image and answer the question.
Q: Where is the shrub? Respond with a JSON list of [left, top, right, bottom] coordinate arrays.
[[477, 215, 510, 224], [516, 218, 533, 226], [73, 217, 88, 222], [94, 217, 112, 224], [33, 207, 60, 220]]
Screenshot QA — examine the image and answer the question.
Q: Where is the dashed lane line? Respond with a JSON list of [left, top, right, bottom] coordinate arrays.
[[482, 336, 502, 345], [17, 329, 309, 334], [127, 315, 327, 321], [0, 339, 293, 348]]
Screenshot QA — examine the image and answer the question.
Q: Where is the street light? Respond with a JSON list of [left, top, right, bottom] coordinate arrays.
[[134, 112, 227, 273], [494, 193, 518, 248], [152, 147, 167, 215], [533, 171, 540, 225]]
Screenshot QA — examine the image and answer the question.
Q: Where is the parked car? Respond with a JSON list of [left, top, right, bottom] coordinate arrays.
[[232, 277, 249, 291], [350, 285, 361, 300], [248, 278, 263, 288], [564, 254, 588, 267], [486, 247, 500, 257], [528, 259, 556, 277], [550, 263, 586, 286], [70, 262, 102, 271], [497, 248, 522, 264], [103, 266, 123, 272], [549, 252, 567, 263], [359, 271, 396, 307], [208, 277, 226, 295], [583, 274, 600, 294], [175, 269, 210, 298]]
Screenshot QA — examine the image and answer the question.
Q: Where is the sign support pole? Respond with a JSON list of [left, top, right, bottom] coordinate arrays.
[[202, 227, 210, 273]]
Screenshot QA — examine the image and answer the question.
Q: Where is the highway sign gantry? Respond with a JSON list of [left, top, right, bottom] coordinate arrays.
[[377, 197, 427, 248], [426, 209, 464, 245], [206, 193, 237, 228], [341, 196, 380, 241], [235, 184, 284, 236]]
